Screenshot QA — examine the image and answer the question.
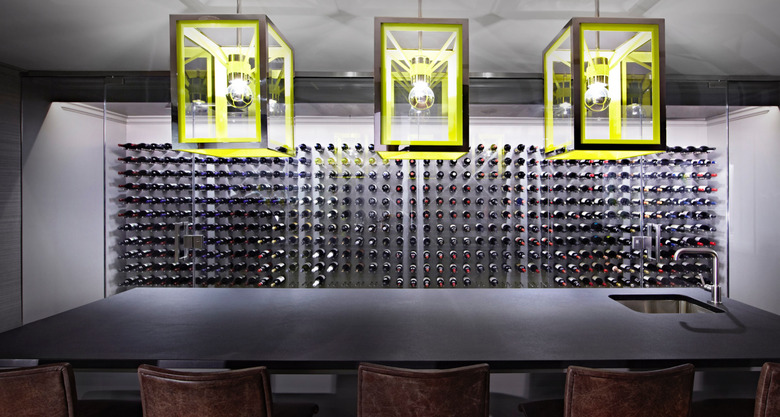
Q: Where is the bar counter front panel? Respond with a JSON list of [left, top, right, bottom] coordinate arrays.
[[0, 288, 778, 370]]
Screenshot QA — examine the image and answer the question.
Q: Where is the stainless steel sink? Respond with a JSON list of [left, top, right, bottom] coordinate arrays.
[[610, 294, 725, 314]]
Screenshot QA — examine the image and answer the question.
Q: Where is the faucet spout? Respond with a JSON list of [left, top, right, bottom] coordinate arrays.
[[672, 248, 721, 305]]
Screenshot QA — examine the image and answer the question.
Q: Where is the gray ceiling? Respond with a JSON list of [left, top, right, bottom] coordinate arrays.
[[2, 0, 779, 76]]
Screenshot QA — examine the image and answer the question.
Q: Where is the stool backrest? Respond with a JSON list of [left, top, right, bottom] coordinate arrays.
[[0, 362, 77, 417], [755, 362, 780, 417], [138, 364, 273, 417], [357, 363, 489, 417], [564, 364, 694, 417]]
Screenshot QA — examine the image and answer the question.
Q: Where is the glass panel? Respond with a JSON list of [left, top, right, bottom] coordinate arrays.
[[105, 78, 196, 293], [644, 79, 727, 288], [190, 155, 295, 289], [544, 28, 573, 154], [102, 75, 729, 294], [623, 57, 653, 138], [380, 23, 463, 147], [580, 26, 658, 144], [267, 24, 294, 152], [177, 21, 261, 144]]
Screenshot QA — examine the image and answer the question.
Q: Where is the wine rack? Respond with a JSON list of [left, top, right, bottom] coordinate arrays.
[[113, 141, 723, 291]]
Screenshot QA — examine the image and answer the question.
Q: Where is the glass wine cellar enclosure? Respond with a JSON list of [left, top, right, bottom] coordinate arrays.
[[87, 74, 736, 295], [20, 74, 780, 310]]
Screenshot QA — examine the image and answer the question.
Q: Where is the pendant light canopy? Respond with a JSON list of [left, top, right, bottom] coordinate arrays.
[[543, 17, 666, 160], [374, 17, 469, 161], [170, 14, 294, 158]]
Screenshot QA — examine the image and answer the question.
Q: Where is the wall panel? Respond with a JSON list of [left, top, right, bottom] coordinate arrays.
[[22, 103, 106, 323], [728, 106, 780, 314], [0, 65, 21, 332]]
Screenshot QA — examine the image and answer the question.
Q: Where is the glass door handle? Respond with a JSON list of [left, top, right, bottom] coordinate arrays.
[[631, 223, 660, 261], [650, 223, 661, 261], [173, 222, 204, 262]]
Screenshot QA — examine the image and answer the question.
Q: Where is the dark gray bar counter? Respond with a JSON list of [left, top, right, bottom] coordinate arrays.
[[0, 287, 778, 370]]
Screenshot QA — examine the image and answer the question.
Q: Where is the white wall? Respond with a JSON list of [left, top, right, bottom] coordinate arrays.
[[728, 107, 780, 315], [22, 103, 122, 323]]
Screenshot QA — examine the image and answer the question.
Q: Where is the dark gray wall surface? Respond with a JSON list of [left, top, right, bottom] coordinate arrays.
[[0, 65, 21, 332]]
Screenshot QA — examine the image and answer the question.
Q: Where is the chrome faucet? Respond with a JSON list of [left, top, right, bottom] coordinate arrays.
[[672, 248, 721, 305]]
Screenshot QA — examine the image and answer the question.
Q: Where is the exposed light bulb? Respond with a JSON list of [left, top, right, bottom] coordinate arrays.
[[584, 82, 611, 112], [408, 81, 435, 111], [629, 102, 643, 116], [226, 78, 253, 109], [557, 102, 572, 116]]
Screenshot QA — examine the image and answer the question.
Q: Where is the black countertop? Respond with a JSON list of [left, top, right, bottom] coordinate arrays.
[[0, 287, 779, 370]]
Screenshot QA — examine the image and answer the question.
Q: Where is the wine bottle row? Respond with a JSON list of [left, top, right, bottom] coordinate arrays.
[[119, 272, 713, 289]]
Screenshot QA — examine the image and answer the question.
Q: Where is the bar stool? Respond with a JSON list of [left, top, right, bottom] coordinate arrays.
[[563, 364, 694, 417], [357, 363, 490, 417], [138, 364, 273, 417], [755, 362, 780, 417], [0, 362, 78, 417], [519, 365, 693, 417], [151, 360, 319, 417], [0, 360, 142, 417]]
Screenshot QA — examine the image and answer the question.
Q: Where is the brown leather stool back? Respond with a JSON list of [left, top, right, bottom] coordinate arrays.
[[755, 362, 780, 417], [564, 364, 694, 417], [357, 363, 490, 417], [138, 364, 273, 417], [0, 362, 77, 417]]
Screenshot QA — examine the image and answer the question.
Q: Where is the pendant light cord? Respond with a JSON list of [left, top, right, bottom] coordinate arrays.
[[418, 0, 423, 50], [236, 0, 242, 53], [595, 0, 600, 50]]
